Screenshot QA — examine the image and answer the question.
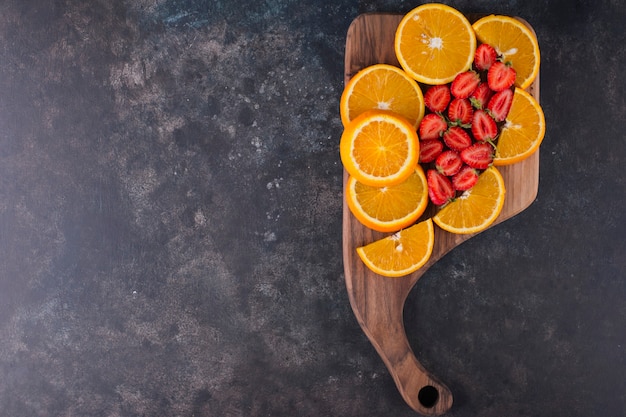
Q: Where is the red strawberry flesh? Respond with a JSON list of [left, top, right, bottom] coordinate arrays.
[[452, 165, 479, 191], [436, 150, 463, 176], [427, 169, 455, 206], [443, 126, 473, 151], [450, 70, 481, 99], [487, 88, 514, 122], [447, 98, 474, 126], [471, 110, 498, 142], [419, 113, 448, 141], [469, 82, 494, 110], [424, 85, 451, 113], [474, 43, 497, 71], [487, 61, 517, 92], [461, 142, 494, 169], [419, 139, 444, 163]]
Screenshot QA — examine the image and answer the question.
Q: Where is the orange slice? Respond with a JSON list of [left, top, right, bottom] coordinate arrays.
[[356, 219, 434, 277], [494, 88, 546, 165], [340, 64, 425, 128], [346, 165, 428, 233], [472, 15, 541, 90], [433, 166, 505, 234], [394, 3, 476, 85], [340, 110, 419, 187]]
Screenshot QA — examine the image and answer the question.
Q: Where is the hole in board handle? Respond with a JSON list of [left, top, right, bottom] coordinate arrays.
[[418, 385, 439, 408]]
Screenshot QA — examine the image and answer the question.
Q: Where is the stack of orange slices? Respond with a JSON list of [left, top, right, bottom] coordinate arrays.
[[339, 3, 545, 277]]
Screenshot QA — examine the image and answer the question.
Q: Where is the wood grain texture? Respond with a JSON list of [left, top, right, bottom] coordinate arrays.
[[343, 13, 540, 416]]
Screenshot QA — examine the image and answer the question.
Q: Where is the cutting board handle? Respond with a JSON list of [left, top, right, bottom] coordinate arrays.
[[350, 284, 453, 415], [380, 335, 453, 415]]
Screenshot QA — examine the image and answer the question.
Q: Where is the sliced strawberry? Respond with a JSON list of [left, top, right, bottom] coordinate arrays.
[[427, 169, 455, 206], [443, 126, 472, 151], [418, 113, 448, 141], [447, 98, 473, 127], [452, 165, 479, 191], [419, 139, 444, 163], [469, 82, 494, 110], [424, 85, 451, 113], [487, 61, 516, 92], [474, 43, 497, 71], [461, 142, 494, 170], [486, 88, 514, 122], [471, 110, 498, 142], [450, 70, 481, 99], [435, 150, 463, 176]]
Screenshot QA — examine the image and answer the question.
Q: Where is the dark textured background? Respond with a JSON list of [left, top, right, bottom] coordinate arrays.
[[1, 1, 625, 416]]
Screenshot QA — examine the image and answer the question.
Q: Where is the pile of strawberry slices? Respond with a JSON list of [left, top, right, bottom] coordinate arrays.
[[418, 43, 516, 206]]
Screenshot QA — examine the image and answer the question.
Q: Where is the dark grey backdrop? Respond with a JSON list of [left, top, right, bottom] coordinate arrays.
[[1, 1, 624, 416]]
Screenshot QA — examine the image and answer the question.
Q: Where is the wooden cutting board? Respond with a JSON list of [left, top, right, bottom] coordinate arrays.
[[342, 13, 540, 416]]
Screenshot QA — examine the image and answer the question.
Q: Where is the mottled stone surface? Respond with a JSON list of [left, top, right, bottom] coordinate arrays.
[[0, 1, 624, 416]]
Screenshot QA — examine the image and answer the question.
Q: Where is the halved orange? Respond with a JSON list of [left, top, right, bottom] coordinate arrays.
[[346, 165, 428, 233], [340, 64, 425, 128], [394, 3, 476, 85], [472, 15, 541, 90], [340, 110, 419, 187], [494, 88, 546, 165], [433, 166, 505, 234], [356, 219, 434, 277]]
